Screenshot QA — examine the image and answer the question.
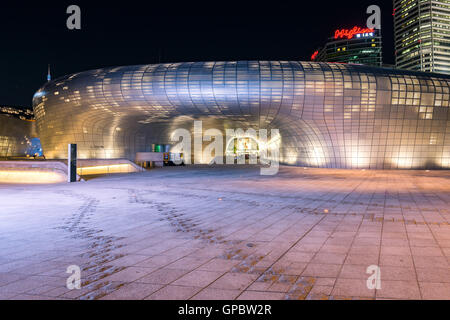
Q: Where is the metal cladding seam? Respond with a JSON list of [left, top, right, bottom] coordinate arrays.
[[32, 61, 450, 169]]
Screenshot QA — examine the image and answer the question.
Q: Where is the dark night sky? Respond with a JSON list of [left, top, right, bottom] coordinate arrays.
[[1, 0, 394, 108]]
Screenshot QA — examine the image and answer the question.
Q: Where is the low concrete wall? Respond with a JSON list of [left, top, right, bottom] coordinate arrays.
[[0, 160, 67, 172], [0, 161, 74, 183], [0, 159, 144, 183], [135, 152, 164, 162], [135, 153, 164, 167], [77, 159, 144, 172]]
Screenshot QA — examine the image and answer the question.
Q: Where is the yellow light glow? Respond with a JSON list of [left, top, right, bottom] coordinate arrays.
[[0, 170, 66, 184], [77, 164, 135, 176], [435, 156, 450, 168], [391, 157, 413, 168], [282, 153, 298, 165], [351, 151, 369, 167], [309, 147, 326, 166]]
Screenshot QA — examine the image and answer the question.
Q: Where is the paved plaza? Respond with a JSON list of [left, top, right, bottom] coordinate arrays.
[[0, 166, 450, 300]]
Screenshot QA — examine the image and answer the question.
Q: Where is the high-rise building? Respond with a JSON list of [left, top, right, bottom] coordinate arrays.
[[312, 26, 383, 66], [394, 0, 450, 74]]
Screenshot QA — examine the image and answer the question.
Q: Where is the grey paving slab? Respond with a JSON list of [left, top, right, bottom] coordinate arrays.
[[1, 166, 450, 300]]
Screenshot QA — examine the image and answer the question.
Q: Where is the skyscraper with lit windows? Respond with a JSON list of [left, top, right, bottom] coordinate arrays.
[[394, 0, 450, 74], [312, 26, 383, 66]]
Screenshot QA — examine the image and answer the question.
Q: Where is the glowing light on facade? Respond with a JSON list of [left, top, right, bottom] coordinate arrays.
[[309, 147, 327, 167], [77, 164, 136, 176], [334, 26, 375, 39], [350, 151, 370, 168], [31, 61, 450, 169], [0, 170, 66, 184]]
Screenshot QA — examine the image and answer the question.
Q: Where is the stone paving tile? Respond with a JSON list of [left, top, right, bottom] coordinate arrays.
[[416, 267, 450, 283], [237, 290, 285, 300], [280, 251, 316, 263], [197, 258, 239, 272], [411, 246, 444, 257], [25, 284, 58, 296], [108, 254, 151, 267], [191, 288, 242, 300], [0, 273, 26, 287], [63, 280, 125, 300], [302, 264, 341, 278], [344, 254, 379, 266], [2, 166, 450, 300], [209, 273, 259, 291], [306, 285, 334, 300], [9, 294, 62, 300], [0, 278, 46, 294], [379, 266, 417, 281], [145, 285, 202, 300], [101, 267, 156, 283], [381, 246, 412, 256], [376, 280, 421, 300], [311, 253, 347, 265], [167, 256, 210, 270], [332, 278, 376, 298], [419, 282, 450, 300], [0, 291, 19, 299], [319, 245, 350, 255], [136, 268, 188, 285], [314, 277, 336, 286], [339, 264, 369, 279], [380, 255, 414, 268], [445, 248, 450, 257], [40, 286, 72, 298], [413, 256, 449, 269], [134, 255, 181, 268], [100, 283, 163, 300], [172, 270, 225, 287]]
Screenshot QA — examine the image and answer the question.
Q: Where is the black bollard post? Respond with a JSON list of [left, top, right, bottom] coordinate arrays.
[[68, 144, 77, 183]]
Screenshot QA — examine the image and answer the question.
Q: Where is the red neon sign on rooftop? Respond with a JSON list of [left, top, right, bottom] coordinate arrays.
[[311, 50, 319, 61], [334, 26, 374, 39]]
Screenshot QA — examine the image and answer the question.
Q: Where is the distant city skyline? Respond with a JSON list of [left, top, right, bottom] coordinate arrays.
[[394, 0, 450, 74]]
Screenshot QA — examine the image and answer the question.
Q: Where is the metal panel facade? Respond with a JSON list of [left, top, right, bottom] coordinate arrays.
[[33, 61, 450, 169]]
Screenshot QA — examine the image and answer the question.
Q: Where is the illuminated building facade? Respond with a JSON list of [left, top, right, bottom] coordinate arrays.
[[312, 26, 383, 66], [0, 106, 38, 157], [394, 0, 450, 74], [33, 61, 450, 169]]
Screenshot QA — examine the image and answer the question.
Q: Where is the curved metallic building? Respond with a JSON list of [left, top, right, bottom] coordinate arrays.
[[33, 61, 450, 169]]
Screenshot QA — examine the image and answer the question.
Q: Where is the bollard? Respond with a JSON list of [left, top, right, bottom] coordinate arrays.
[[68, 144, 77, 183]]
